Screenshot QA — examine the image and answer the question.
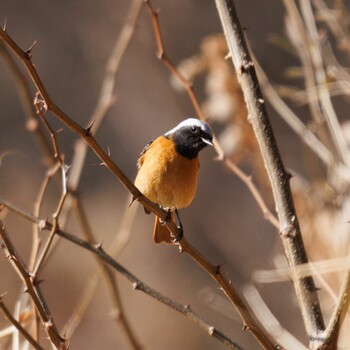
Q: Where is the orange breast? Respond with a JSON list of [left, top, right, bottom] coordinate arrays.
[[135, 136, 199, 208]]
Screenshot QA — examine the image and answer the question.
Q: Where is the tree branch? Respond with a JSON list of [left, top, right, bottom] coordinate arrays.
[[0, 221, 68, 350], [0, 295, 45, 350], [0, 197, 243, 350], [214, 0, 325, 345]]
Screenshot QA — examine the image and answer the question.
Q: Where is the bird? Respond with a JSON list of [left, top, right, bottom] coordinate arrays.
[[134, 118, 213, 244]]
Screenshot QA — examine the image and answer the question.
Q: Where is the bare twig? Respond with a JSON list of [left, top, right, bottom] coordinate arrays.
[[0, 295, 45, 350], [0, 26, 182, 238], [214, 0, 325, 346], [178, 238, 275, 349], [144, 0, 279, 230], [243, 284, 307, 350], [322, 261, 350, 347], [72, 197, 141, 350], [0, 198, 243, 350], [283, 0, 348, 175], [0, 221, 67, 350], [0, 43, 53, 162], [29, 161, 61, 270], [1, 9, 275, 349], [33, 165, 68, 275]]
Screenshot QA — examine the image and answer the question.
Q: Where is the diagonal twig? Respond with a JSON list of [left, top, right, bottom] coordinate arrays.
[[0, 197, 243, 350], [0, 12, 275, 349], [144, 0, 279, 230], [0, 221, 67, 350], [0, 295, 45, 350]]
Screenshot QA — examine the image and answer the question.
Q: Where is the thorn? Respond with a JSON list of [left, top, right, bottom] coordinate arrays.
[[225, 52, 232, 59], [242, 324, 249, 331], [4, 254, 13, 261], [3, 18, 7, 31], [23, 287, 29, 294], [94, 242, 103, 250], [258, 98, 265, 104], [240, 60, 254, 74], [184, 304, 191, 310], [25, 40, 37, 57], [132, 282, 141, 290], [177, 245, 183, 254], [56, 127, 63, 134], [129, 196, 137, 208], [286, 171, 294, 180], [85, 119, 95, 136], [208, 326, 215, 336], [44, 320, 53, 329]]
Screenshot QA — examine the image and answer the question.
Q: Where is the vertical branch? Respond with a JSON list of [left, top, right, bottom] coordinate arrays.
[[0, 295, 45, 350], [214, 0, 325, 344], [144, 0, 279, 229], [0, 222, 67, 350]]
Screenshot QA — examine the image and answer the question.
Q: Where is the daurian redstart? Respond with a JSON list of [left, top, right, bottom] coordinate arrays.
[[135, 118, 213, 243]]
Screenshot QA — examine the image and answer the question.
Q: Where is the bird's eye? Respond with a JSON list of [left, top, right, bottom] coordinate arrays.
[[191, 126, 197, 132]]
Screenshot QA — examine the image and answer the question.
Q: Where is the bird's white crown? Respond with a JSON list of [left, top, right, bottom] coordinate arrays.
[[164, 118, 211, 136]]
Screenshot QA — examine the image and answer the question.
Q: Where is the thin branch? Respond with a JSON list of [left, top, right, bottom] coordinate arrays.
[[322, 261, 350, 347], [29, 161, 61, 271], [178, 238, 275, 350], [0, 198, 243, 350], [144, 1, 204, 120], [33, 165, 68, 275], [0, 26, 181, 238], [64, 195, 137, 340], [64, 0, 143, 199], [243, 284, 307, 350], [299, 0, 350, 167], [144, 0, 279, 230], [0, 221, 67, 350], [72, 197, 141, 350], [1, 11, 273, 349], [0, 295, 45, 350], [214, 0, 325, 346], [0, 42, 53, 162]]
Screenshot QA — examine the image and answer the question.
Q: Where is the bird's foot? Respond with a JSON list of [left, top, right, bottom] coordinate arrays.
[[170, 208, 183, 243], [158, 206, 172, 226]]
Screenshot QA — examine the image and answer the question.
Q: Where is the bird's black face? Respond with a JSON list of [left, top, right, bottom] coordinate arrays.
[[171, 122, 213, 159]]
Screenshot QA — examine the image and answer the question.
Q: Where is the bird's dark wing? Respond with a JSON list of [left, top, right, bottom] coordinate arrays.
[[136, 139, 154, 169]]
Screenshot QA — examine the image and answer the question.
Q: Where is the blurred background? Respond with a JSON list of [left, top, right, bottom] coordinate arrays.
[[1, 0, 350, 349]]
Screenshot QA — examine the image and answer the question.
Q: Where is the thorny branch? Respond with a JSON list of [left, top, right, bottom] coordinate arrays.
[[144, 0, 279, 230], [0, 295, 45, 350], [0, 221, 68, 350], [0, 18, 277, 349], [1, 3, 144, 345], [0, 197, 243, 350]]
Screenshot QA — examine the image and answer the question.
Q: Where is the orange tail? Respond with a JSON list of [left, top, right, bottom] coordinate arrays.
[[153, 212, 175, 244]]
